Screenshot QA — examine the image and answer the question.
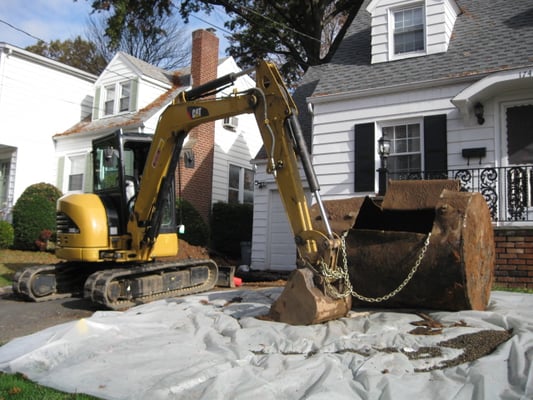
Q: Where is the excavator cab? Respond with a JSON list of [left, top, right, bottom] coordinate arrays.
[[54, 131, 179, 264], [92, 131, 176, 240]]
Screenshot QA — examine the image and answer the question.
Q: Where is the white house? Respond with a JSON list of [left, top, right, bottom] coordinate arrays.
[[54, 29, 263, 223], [0, 44, 96, 220], [251, 0, 533, 270]]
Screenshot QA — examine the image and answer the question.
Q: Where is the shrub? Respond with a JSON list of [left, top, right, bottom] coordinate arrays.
[[176, 198, 209, 246], [12, 182, 62, 250], [210, 202, 253, 258], [0, 221, 14, 249]]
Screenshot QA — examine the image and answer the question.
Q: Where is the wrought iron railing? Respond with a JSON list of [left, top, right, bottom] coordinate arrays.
[[388, 165, 533, 224]]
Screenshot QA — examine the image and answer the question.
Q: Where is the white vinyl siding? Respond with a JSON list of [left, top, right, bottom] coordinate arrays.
[[211, 59, 263, 206], [311, 83, 469, 198], [251, 182, 296, 271], [0, 45, 95, 205], [267, 190, 296, 270]]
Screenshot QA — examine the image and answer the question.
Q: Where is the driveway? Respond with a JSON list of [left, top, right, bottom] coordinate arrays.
[[0, 287, 98, 343]]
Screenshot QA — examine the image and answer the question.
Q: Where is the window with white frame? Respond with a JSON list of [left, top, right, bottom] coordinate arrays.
[[103, 81, 133, 116], [119, 81, 131, 112], [382, 122, 422, 176], [392, 5, 425, 55], [104, 85, 115, 116], [228, 164, 254, 204], [68, 155, 86, 191]]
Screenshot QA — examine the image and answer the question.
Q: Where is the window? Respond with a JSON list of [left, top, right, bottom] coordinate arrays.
[[102, 81, 133, 116], [223, 117, 238, 131], [68, 155, 86, 191], [393, 6, 425, 55], [382, 122, 422, 176], [94, 146, 120, 191], [104, 85, 115, 116], [228, 164, 254, 204], [119, 82, 131, 112]]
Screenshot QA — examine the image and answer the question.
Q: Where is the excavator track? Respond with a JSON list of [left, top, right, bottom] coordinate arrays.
[[12, 263, 102, 302], [84, 258, 218, 310]]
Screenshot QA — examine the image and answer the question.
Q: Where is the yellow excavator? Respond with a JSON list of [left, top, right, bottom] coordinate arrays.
[[13, 60, 351, 324]]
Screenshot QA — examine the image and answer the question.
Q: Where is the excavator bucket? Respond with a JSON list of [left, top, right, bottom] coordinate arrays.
[[310, 180, 495, 312], [269, 268, 352, 325]]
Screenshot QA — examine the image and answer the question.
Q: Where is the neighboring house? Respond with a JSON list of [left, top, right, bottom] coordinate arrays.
[[0, 44, 96, 221], [54, 29, 262, 224], [251, 0, 533, 271]]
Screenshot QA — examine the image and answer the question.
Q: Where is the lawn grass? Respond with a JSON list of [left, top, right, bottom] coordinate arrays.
[[0, 249, 60, 287], [0, 372, 100, 399]]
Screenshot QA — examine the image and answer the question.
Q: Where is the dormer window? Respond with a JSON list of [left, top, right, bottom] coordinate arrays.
[[393, 6, 424, 55], [102, 81, 133, 117], [119, 82, 131, 112], [104, 85, 115, 116], [367, 0, 459, 64]]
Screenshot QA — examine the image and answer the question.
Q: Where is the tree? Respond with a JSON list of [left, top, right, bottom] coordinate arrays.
[[86, 11, 191, 70], [26, 36, 107, 75], [87, 0, 364, 84]]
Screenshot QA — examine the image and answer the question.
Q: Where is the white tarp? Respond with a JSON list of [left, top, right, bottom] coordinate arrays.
[[0, 289, 531, 400]]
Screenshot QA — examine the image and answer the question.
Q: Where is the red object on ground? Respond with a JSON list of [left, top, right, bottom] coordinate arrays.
[[233, 277, 243, 287]]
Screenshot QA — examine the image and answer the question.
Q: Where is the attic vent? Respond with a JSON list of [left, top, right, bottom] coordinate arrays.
[[223, 117, 238, 131]]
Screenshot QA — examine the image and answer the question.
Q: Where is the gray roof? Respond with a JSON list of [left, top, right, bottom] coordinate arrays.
[[55, 86, 186, 138], [118, 52, 186, 85], [313, 0, 533, 97]]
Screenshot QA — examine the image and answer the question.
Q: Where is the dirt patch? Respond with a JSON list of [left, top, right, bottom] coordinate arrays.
[[176, 239, 210, 259]]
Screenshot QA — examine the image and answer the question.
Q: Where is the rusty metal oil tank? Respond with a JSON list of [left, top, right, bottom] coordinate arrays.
[[313, 180, 495, 311]]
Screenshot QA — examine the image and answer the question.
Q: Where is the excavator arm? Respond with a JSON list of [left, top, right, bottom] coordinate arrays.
[[130, 60, 350, 323]]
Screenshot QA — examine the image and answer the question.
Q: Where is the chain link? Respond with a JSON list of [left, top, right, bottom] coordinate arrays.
[[319, 232, 432, 303]]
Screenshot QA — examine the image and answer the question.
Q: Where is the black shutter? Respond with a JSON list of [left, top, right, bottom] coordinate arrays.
[[423, 115, 447, 174], [354, 122, 375, 192]]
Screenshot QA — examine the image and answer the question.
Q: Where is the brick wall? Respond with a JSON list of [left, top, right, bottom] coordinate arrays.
[[178, 29, 219, 224], [494, 228, 533, 289]]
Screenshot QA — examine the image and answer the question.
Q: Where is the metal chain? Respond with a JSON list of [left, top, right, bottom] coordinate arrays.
[[320, 232, 432, 303]]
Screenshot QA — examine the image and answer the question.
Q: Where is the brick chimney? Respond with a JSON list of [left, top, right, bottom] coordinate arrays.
[[177, 29, 219, 225]]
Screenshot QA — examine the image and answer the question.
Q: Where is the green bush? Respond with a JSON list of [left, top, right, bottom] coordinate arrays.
[[12, 182, 62, 250], [0, 221, 14, 249], [210, 202, 253, 258], [176, 198, 209, 246]]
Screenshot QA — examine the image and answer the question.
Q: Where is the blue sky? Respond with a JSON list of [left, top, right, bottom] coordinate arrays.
[[0, 0, 230, 56]]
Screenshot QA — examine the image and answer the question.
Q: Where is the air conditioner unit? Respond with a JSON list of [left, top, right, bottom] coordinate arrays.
[[223, 117, 238, 131]]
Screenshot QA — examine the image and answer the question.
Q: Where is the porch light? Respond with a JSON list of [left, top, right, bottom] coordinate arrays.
[[474, 102, 485, 125], [377, 136, 391, 196], [378, 136, 391, 158]]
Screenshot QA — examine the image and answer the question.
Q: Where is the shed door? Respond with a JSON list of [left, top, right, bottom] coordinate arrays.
[[267, 190, 296, 270]]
